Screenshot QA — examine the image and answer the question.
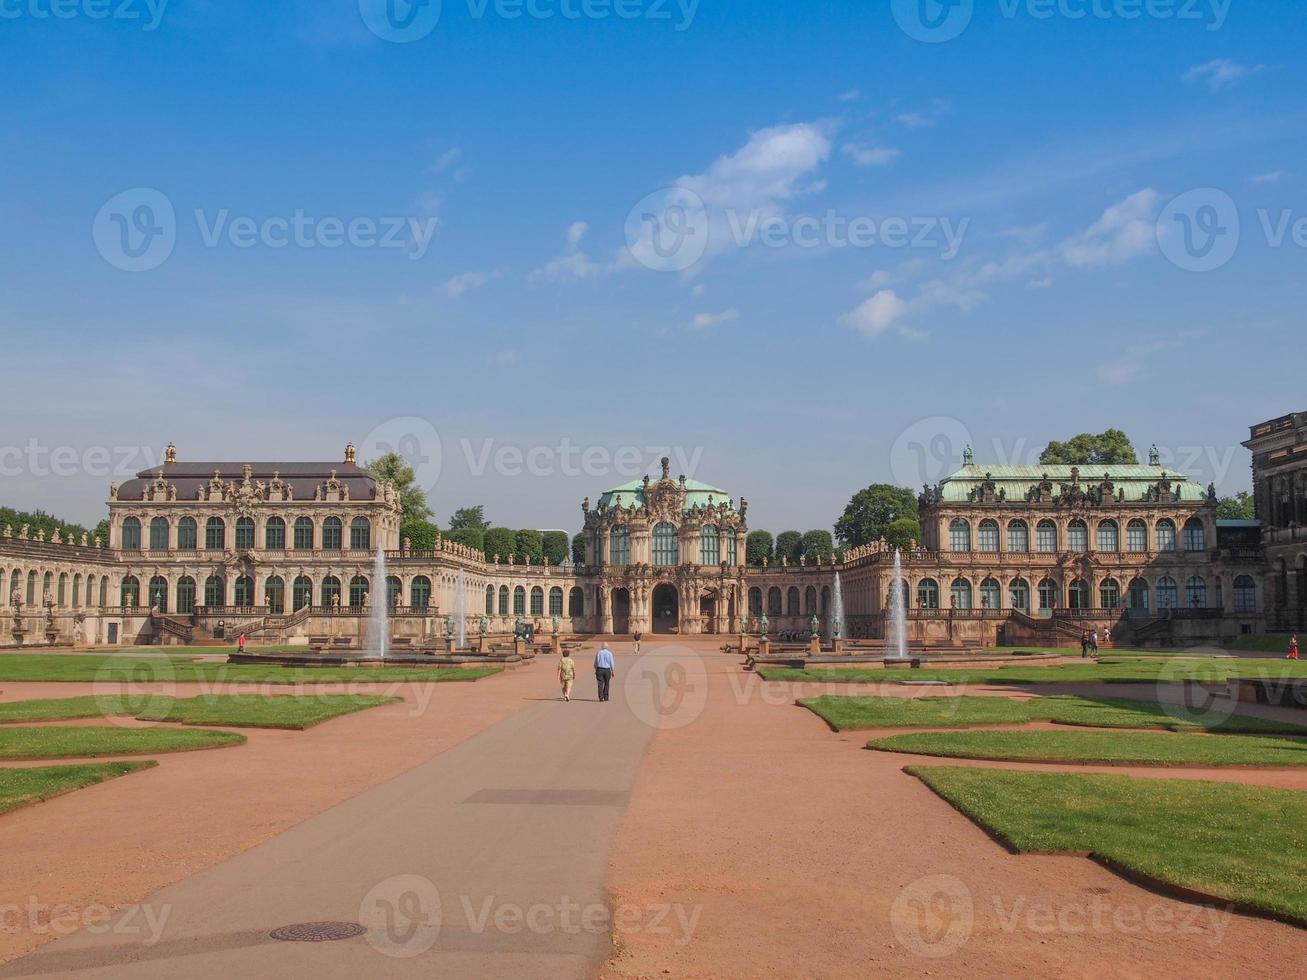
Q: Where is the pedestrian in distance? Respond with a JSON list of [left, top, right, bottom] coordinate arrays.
[[633, 630, 642, 655], [558, 649, 576, 701], [238, 632, 246, 654], [595, 643, 615, 702], [1080, 632, 1089, 659], [1289, 634, 1300, 661]]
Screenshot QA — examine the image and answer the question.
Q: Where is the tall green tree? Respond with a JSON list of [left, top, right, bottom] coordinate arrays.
[[746, 530, 774, 566], [1215, 492, 1256, 521], [1039, 429, 1138, 466], [0, 506, 104, 545], [775, 530, 802, 565], [364, 453, 434, 522], [800, 529, 834, 562], [484, 527, 517, 561], [445, 527, 486, 552], [448, 506, 489, 532], [834, 485, 920, 548], [541, 530, 569, 565], [571, 532, 587, 565], [515, 529, 544, 563], [401, 518, 439, 550], [884, 518, 920, 552]]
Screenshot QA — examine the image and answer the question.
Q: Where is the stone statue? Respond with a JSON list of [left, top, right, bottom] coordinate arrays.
[[759, 613, 769, 636], [479, 615, 489, 635]]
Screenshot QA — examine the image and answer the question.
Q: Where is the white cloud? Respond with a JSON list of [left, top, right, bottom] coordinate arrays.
[[1184, 59, 1265, 91], [1097, 359, 1142, 386], [1059, 188, 1160, 268], [691, 308, 738, 329], [842, 142, 901, 167], [444, 269, 503, 297], [431, 147, 463, 173], [837, 88, 860, 102], [532, 221, 602, 281], [896, 100, 950, 129], [840, 289, 910, 337], [691, 283, 706, 296], [1251, 170, 1286, 184], [565, 220, 589, 249]]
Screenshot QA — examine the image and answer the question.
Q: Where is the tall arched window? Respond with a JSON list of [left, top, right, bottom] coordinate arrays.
[[205, 517, 225, 550], [917, 578, 940, 609], [234, 575, 254, 607], [1182, 519, 1206, 552], [265, 517, 286, 550], [610, 526, 630, 566], [1157, 576, 1178, 610], [293, 576, 313, 611], [323, 518, 343, 551], [485, 585, 495, 615], [748, 587, 763, 616], [121, 575, 140, 606], [1126, 520, 1147, 552], [348, 576, 369, 608], [1068, 578, 1090, 609], [530, 586, 544, 616], [350, 517, 371, 551], [513, 586, 526, 616], [1233, 575, 1256, 612], [498, 585, 509, 615], [177, 576, 196, 614], [1185, 575, 1208, 608], [950, 578, 972, 610], [412, 576, 432, 609], [726, 533, 737, 566], [1128, 577, 1149, 612], [205, 575, 225, 607], [652, 523, 679, 566], [1036, 520, 1058, 553], [234, 517, 255, 550], [1097, 520, 1119, 553], [148, 575, 167, 611], [26, 570, 36, 605], [948, 519, 971, 552], [72, 574, 81, 608], [979, 577, 1001, 610], [1010, 578, 1030, 612], [321, 575, 341, 607], [1007, 520, 1029, 553], [1038, 578, 1059, 612], [265, 575, 285, 614], [387, 576, 402, 608], [1100, 577, 1121, 609], [1067, 520, 1088, 552], [804, 586, 817, 615], [549, 587, 564, 616], [178, 517, 197, 550], [700, 525, 720, 565], [1156, 519, 1177, 552], [767, 587, 782, 616], [122, 518, 142, 551], [888, 579, 910, 610], [294, 517, 314, 550], [786, 587, 800, 616], [99, 577, 108, 606], [57, 573, 67, 606], [977, 520, 999, 553], [569, 587, 584, 616], [149, 517, 169, 550]]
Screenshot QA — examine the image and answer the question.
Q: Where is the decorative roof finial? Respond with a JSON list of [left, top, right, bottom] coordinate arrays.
[[1148, 444, 1160, 466], [164, 442, 177, 465], [345, 442, 356, 465], [962, 445, 974, 467], [660, 456, 670, 480]]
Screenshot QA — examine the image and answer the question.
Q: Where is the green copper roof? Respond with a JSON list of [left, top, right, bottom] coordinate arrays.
[[936, 464, 1207, 502], [597, 477, 734, 512]]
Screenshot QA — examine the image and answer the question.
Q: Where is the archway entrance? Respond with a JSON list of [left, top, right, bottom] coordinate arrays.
[[699, 588, 718, 634], [611, 588, 631, 635], [652, 583, 679, 634]]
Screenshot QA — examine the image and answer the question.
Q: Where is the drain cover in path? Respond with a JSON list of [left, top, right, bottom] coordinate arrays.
[[269, 922, 367, 943]]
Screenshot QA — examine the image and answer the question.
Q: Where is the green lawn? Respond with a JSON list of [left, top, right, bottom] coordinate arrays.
[[0, 654, 501, 685], [0, 761, 157, 815], [0, 693, 401, 730], [0, 726, 245, 760], [798, 694, 1307, 734], [870, 729, 1307, 767], [909, 766, 1307, 926]]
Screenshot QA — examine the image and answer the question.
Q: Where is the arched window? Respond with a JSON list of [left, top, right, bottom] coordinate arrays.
[[786, 587, 800, 616], [43, 571, 52, 603], [1128, 577, 1149, 612], [1157, 577, 1178, 610], [121, 575, 140, 607], [1010, 578, 1030, 612], [11, 569, 23, 604], [1097, 520, 1119, 553], [234, 575, 254, 607], [350, 517, 371, 551], [767, 587, 782, 616], [1036, 520, 1058, 553], [1068, 578, 1090, 609], [887, 578, 910, 610], [1156, 519, 1176, 552], [412, 576, 432, 609], [700, 525, 720, 565], [485, 585, 495, 615], [1182, 518, 1206, 552], [1126, 520, 1147, 552], [149, 517, 169, 551], [917, 578, 940, 609], [57, 573, 67, 606], [1038, 578, 1059, 612], [205, 517, 225, 550], [1185, 575, 1208, 608], [979, 577, 1000, 610], [948, 519, 971, 552], [205, 575, 225, 607], [99, 577, 108, 607], [1067, 520, 1088, 552], [148, 575, 167, 611], [977, 520, 999, 553], [530, 586, 544, 616], [804, 586, 817, 615], [726, 533, 738, 566], [320, 575, 341, 607], [265, 517, 286, 550], [387, 576, 402, 608], [294, 517, 314, 550], [569, 587, 584, 616], [122, 518, 142, 551], [950, 578, 972, 610], [1233, 575, 1256, 612], [178, 517, 198, 550], [348, 576, 368, 608], [234, 517, 255, 550], [323, 518, 343, 551], [1100, 577, 1121, 609], [822, 586, 830, 614], [293, 576, 313, 611], [26, 570, 36, 605], [652, 523, 679, 566], [748, 587, 763, 616], [549, 587, 564, 616], [265, 575, 285, 614], [72, 574, 81, 608], [512, 586, 526, 616], [177, 576, 196, 614], [1007, 520, 1029, 553], [498, 585, 509, 615], [610, 526, 630, 566]]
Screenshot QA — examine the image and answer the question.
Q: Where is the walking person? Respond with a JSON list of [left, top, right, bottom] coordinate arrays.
[[1090, 630, 1099, 657], [595, 643, 615, 702], [558, 649, 576, 701], [1080, 632, 1089, 659], [238, 632, 246, 654], [1289, 634, 1300, 661], [633, 630, 642, 655]]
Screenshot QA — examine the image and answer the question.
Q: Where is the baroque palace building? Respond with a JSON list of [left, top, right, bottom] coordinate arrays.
[[0, 417, 1298, 650]]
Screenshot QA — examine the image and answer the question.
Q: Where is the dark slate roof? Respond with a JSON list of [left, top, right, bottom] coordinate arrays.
[[116, 463, 381, 502]]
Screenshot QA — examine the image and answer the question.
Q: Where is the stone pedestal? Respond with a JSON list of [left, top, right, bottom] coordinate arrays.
[[738, 632, 748, 655], [758, 636, 769, 659], [832, 637, 845, 655], [809, 635, 821, 656], [514, 637, 526, 658], [445, 636, 457, 654], [551, 633, 562, 656]]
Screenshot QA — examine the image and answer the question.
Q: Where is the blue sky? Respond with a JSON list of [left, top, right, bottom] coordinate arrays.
[[1, 0, 1303, 533]]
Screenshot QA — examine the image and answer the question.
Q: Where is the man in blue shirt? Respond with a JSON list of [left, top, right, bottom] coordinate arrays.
[[594, 644, 615, 702]]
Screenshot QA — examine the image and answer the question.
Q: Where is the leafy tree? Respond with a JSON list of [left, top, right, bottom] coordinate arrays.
[[364, 453, 433, 522], [93, 519, 111, 547], [1215, 492, 1256, 521], [884, 517, 920, 552], [571, 532, 587, 565], [800, 529, 834, 562], [515, 529, 544, 563], [746, 530, 774, 566], [775, 530, 802, 565], [834, 485, 919, 548], [401, 517, 439, 550], [542, 530, 569, 566], [448, 506, 489, 532], [445, 527, 486, 552], [0, 506, 104, 545], [1039, 429, 1138, 467], [484, 527, 517, 562]]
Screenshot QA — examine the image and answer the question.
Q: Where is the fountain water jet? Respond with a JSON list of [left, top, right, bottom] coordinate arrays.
[[887, 547, 909, 661], [370, 545, 389, 660], [831, 570, 844, 643], [455, 567, 467, 650]]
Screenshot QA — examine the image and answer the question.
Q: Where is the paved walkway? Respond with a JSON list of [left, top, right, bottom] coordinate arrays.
[[0, 648, 654, 979]]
